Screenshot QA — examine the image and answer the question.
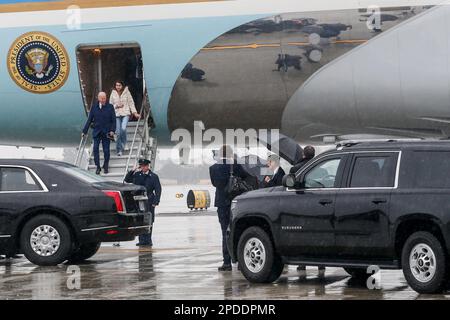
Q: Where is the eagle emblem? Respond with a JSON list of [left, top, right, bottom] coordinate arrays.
[[7, 31, 70, 94], [24, 48, 54, 79]]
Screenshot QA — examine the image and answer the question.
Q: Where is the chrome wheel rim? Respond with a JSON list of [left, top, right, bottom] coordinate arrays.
[[409, 243, 436, 283], [30, 225, 61, 257], [243, 237, 266, 273]]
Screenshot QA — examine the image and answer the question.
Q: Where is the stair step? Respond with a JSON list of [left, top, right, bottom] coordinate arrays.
[[88, 163, 128, 169]]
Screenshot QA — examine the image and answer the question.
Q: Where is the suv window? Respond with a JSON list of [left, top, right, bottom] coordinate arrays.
[[408, 151, 450, 188], [349, 154, 397, 188], [0, 168, 42, 192], [304, 158, 341, 189]]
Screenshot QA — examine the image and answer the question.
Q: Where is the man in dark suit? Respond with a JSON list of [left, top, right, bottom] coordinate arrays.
[[209, 145, 249, 271], [124, 159, 162, 247], [82, 92, 116, 175], [263, 154, 285, 187], [290, 145, 315, 174]]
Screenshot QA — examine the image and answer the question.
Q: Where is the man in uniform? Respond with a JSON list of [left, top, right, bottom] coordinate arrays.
[[124, 159, 162, 247]]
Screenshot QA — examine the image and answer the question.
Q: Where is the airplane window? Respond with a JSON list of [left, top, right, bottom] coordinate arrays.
[[0, 168, 41, 192], [304, 158, 341, 189]]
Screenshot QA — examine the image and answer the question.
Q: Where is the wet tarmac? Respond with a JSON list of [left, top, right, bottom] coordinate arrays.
[[1, 213, 450, 300]]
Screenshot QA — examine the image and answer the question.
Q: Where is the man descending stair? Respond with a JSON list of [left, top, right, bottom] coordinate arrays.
[[82, 92, 116, 175], [124, 159, 162, 247]]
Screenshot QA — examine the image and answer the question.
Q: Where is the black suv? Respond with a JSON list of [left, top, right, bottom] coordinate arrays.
[[228, 141, 450, 294]]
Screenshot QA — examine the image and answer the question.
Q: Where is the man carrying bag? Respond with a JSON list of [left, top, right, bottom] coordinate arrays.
[[209, 145, 251, 271]]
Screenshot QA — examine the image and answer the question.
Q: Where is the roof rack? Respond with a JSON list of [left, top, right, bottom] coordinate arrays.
[[335, 138, 424, 149]]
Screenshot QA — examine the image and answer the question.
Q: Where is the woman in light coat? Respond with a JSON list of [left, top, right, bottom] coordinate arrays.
[[110, 81, 140, 156]]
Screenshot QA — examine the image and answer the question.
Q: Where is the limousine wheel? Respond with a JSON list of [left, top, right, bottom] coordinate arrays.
[[237, 226, 284, 283], [402, 231, 447, 294], [68, 242, 101, 263], [20, 214, 72, 266]]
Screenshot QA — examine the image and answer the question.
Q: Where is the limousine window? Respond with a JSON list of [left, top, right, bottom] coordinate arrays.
[[304, 158, 341, 189], [55, 166, 106, 184], [0, 168, 42, 192], [349, 155, 396, 188]]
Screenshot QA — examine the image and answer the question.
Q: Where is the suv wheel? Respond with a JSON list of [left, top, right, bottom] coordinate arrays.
[[67, 242, 101, 263], [20, 215, 72, 266], [401, 231, 447, 294], [237, 226, 284, 283]]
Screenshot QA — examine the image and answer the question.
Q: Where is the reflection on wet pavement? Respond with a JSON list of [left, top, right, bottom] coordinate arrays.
[[1, 214, 450, 300]]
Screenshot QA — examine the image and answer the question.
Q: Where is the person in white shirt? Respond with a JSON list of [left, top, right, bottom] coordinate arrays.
[[109, 81, 140, 156]]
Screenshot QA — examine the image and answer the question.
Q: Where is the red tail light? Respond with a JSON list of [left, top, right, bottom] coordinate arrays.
[[102, 191, 125, 213]]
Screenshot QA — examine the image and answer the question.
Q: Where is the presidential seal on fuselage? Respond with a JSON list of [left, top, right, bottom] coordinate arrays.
[[7, 31, 69, 94]]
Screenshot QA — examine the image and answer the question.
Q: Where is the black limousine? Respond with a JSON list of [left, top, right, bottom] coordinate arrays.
[[0, 159, 151, 266]]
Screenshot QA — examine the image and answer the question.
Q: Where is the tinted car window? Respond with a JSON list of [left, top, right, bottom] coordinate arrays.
[[305, 158, 341, 188], [349, 155, 397, 188], [1, 168, 42, 191], [55, 166, 107, 184], [408, 151, 450, 188]]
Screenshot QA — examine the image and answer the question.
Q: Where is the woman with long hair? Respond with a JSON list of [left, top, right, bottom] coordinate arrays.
[[110, 81, 140, 156]]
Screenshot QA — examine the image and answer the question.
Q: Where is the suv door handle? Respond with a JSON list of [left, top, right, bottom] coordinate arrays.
[[319, 199, 333, 206], [372, 198, 387, 204]]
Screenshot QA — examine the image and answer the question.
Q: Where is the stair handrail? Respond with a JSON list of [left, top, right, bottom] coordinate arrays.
[[75, 87, 98, 168], [123, 85, 151, 179], [75, 129, 89, 167]]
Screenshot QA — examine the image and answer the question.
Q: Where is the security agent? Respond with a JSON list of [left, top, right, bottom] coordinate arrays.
[[288, 145, 325, 276], [290, 145, 315, 174], [124, 159, 162, 247], [209, 145, 249, 271]]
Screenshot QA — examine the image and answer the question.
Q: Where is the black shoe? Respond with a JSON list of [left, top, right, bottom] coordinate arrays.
[[103, 168, 109, 174], [297, 265, 306, 271], [218, 264, 232, 272], [96, 167, 101, 175]]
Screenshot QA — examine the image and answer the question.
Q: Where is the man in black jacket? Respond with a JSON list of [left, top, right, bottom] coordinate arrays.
[[263, 154, 285, 187], [290, 145, 316, 174], [209, 145, 248, 271], [124, 159, 162, 247]]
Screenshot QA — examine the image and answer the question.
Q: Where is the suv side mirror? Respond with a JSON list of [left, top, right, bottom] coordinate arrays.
[[282, 174, 297, 188]]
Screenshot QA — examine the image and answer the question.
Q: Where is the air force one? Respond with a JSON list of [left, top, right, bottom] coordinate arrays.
[[0, 0, 449, 149]]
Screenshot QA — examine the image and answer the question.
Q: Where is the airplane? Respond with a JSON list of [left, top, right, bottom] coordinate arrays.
[[0, 0, 448, 153]]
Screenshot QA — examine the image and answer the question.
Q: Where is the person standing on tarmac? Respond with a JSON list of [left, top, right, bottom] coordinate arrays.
[[124, 159, 162, 247], [209, 145, 249, 272], [290, 145, 315, 174], [288, 145, 325, 276], [263, 154, 285, 188]]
